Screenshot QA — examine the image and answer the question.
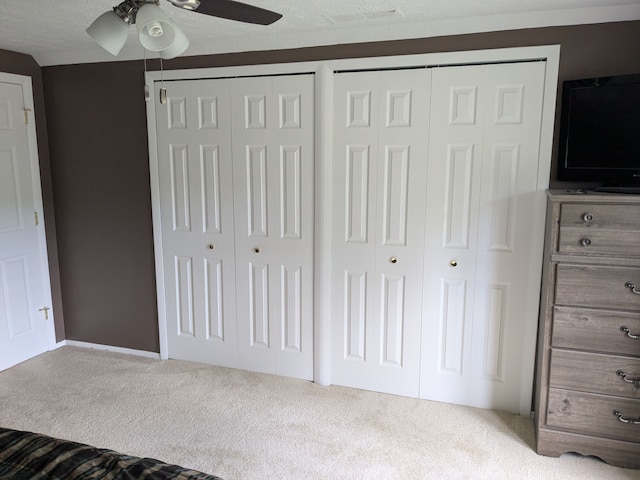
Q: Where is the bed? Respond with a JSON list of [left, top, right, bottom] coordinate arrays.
[[0, 427, 223, 479]]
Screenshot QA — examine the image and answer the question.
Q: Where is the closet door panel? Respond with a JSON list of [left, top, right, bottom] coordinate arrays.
[[421, 66, 484, 405], [469, 62, 545, 411], [155, 79, 238, 368], [372, 72, 430, 394], [332, 69, 430, 397], [332, 72, 379, 384], [231, 75, 314, 380]]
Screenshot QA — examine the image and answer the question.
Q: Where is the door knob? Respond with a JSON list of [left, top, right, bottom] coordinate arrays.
[[206, 243, 215, 250], [254, 247, 261, 253], [449, 260, 458, 267], [389, 257, 398, 264]]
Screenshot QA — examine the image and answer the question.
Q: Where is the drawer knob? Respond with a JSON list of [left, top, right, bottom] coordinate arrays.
[[390, 257, 398, 264], [620, 326, 640, 339], [625, 282, 640, 295], [613, 410, 640, 425], [616, 370, 640, 387], [582, 213, 594, 223], [580, 237, 592, 246]]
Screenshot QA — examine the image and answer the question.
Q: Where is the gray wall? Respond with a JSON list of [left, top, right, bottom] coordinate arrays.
[[0, 49, 65, 342], [40, 21, 640, 352]]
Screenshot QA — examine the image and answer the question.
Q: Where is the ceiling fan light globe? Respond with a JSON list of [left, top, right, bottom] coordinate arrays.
[[160, 24, 190, 59], [86, 10, 130, 56], [136, 4, 176, 51]]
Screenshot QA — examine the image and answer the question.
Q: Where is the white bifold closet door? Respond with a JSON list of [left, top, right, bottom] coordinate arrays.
[[331, 68, 432, 397], [331, 61, 546, 412], [420, 62, 546, 412], [155, 75, 314, 380]]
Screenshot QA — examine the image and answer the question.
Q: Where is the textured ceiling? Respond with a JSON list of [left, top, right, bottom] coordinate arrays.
[[0, 0, 639, 66]]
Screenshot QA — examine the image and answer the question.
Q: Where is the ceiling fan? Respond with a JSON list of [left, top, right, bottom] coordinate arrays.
[[87, 0, 282, 59]]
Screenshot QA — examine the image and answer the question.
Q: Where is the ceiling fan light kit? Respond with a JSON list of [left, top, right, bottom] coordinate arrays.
[[86, 0, 282, 59], [86, 0, 190, 59]]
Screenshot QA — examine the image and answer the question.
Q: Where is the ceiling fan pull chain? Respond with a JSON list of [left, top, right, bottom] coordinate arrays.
[[143, 48, 151, 102], [159, 54, 167, 104]]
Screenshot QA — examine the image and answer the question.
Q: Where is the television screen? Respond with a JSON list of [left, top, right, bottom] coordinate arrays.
[[557, 73, 640, 187]]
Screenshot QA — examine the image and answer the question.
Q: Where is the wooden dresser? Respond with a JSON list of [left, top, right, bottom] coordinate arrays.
[[535, 190, 640, 469]]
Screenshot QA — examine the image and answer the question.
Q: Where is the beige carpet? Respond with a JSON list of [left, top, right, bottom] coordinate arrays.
[[0, 346, 638, 480]]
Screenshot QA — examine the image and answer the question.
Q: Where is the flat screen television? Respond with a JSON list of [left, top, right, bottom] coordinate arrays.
[[557, 73, 640, 192]]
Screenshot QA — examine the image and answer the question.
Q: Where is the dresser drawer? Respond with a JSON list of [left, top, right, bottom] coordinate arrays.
[[552, 307, 640, 356], [547, 388, 640, 442], [555, 264, 640, 311], [560, 204, 640, 230], [550, 350, 640, 399], [558, 229, 640, 256]]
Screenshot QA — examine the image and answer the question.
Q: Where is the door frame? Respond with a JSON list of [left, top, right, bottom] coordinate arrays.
[[145, 45, 560, 415], [0, 71, 57, 361]]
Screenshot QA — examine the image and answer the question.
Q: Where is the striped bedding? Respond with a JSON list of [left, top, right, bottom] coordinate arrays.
[[0, 427, 223, 480]]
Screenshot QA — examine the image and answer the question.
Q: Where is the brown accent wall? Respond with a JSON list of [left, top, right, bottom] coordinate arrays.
[[42, 62, 158, 351], [0, 49, 65, 342], [42, 21, 640, 353]]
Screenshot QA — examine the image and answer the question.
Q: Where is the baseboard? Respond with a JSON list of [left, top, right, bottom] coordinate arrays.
[[58, 340, 161, 360]]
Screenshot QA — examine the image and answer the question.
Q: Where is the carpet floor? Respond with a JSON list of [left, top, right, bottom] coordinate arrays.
[[0, 346, 638, 480]]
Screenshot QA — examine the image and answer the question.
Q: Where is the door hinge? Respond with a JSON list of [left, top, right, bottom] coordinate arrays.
[[34, 211, 39, 225], [23, 108, 31, 125], [38, 307, 50, 320]]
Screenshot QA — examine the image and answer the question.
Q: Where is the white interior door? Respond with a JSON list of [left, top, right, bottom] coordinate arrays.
[[420, 62, 546, 413], [231, 75, 314, 380], [155, 78, 239, 368], [0, 76, 54, 371], [331, 68, 431, 397]]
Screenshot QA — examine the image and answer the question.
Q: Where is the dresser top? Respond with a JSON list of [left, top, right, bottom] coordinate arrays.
[[548, 189, 640, 205]]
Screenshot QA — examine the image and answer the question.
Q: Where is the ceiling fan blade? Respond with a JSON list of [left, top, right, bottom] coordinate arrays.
[[187, 0, 282, 25]]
